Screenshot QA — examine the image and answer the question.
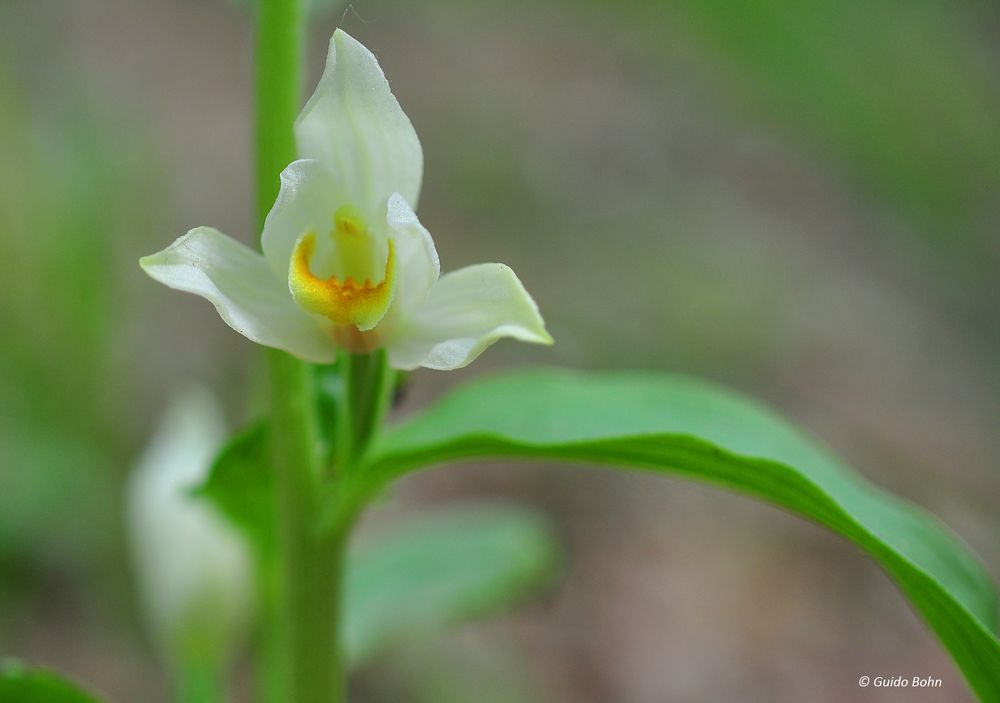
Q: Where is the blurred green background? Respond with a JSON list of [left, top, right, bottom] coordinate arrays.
[[1, 0, 998, 700]]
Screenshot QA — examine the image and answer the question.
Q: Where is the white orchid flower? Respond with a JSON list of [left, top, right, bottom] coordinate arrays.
[[141, 30, 551, 370], [127, 389, 251, 668]]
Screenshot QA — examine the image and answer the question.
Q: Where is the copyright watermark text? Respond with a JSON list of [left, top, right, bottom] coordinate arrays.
[[858, 675, 942, 688]]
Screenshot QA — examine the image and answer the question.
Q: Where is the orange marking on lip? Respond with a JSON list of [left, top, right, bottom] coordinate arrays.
[[289, 232, 395, 329]]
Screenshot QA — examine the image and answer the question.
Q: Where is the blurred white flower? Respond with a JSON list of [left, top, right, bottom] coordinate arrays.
[[141, 29, 551, 370], [127, 389, 251, 669]]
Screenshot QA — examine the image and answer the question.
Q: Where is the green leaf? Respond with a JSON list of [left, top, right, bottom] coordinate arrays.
[[0, 661, 101, 703], [197, 422, 276, 556], [344, 504, 559, 666], [368, 369, 1000, 701]]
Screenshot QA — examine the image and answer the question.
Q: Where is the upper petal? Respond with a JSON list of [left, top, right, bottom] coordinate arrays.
[[386, 192, 439, 311], [141, 227, 336, 363], [295, 29, 422, 214], [386, 263, 552, 371], [261, 159, 345, 277]]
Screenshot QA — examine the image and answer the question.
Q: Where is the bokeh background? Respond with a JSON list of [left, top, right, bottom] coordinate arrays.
[[1, 0, 999, 701]]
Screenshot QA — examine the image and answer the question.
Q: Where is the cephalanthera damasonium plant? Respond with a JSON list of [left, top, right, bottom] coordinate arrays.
[[6, 6, 997, 703], [140, 29, 551, 371]]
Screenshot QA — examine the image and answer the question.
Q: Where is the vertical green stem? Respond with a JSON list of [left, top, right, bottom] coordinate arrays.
[[176, 654, 225, 703], [266, 352, 347, 703], [255, 0, 301, 230], [254, 1, 347, 701], [252, 558, 284, 703]]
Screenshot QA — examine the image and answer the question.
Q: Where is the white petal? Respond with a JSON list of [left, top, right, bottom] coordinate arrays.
[[261, 159, 344, 277], [386, 192, 439, 310], [387, 263, 553, 371], [141, 227, 335, 363], [127, 388, 251, 662], [295, 29, 422, 215]]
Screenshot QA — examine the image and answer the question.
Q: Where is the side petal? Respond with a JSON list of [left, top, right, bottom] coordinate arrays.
[[386, 192, 439, 310], [295, 29, 422, 214], [387, 263, 553, 371], [140, 227, 335, 363], [261, 159, 344, 277]]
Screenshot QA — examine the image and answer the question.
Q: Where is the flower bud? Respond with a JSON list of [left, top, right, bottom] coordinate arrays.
[[127, 389, 252, 670]]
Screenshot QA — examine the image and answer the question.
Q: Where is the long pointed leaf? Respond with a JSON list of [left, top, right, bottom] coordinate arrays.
[[368, 369, 999, 701]]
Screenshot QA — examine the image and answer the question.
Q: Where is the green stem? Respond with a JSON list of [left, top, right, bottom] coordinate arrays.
[[267, 352, 347, 703], [255, 0, 301, 233], [252, 557, 284, 703], [176, 655, 225, 703], [173, 621, 230, 703], [254, 1, 348, 701]]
